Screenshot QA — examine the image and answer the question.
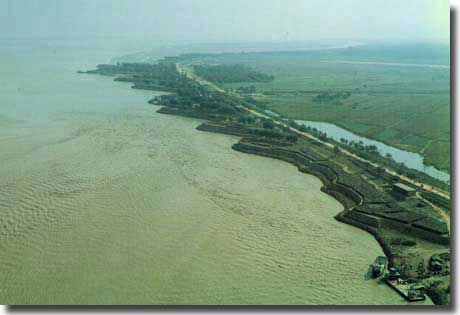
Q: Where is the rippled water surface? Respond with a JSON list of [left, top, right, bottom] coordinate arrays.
[[0, 39, 425, 305]]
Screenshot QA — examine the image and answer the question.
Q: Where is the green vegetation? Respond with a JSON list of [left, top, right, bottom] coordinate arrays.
[[286, 119, 449, 191], [193, 64, 274, 84], [88, 62, 244, 116], [313, 91, 351, 105], [179, 44, 450, 173], [85, 57, 449, 190], [84, 57, 450, 305], [87, 60, 297, 145]]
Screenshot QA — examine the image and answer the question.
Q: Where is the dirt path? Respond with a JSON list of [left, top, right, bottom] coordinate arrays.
[[419, 193, 451, 235], [420, 140, 433, 155]]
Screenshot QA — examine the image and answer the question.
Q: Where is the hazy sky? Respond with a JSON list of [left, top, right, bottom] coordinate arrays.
[[0, 0, 450, 44]]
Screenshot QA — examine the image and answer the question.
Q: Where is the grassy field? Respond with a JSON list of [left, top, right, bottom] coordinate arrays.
[[180, 44, 450, 172]]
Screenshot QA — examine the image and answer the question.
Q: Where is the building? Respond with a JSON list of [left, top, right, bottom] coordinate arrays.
[[388, 267, 401, 280], [392, 183, 416, 198]]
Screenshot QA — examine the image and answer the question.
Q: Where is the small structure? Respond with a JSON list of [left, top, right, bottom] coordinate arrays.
[[150, 97, 161, 105], [371, 256, 388, 278], [392, 183, 416, 198], [385, 277, 426, 302], [407, 286, 426, 302], [387, 267, 401, 280]]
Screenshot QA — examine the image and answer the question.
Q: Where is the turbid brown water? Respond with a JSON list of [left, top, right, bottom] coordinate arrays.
[[0, 39, 427, 305]]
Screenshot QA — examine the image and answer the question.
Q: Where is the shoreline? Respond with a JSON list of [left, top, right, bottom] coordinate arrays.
[[82, 60, 451, 305], [158, 104, 450, 299], [163, 111, 450, 305], [155, 107, 400, 258]]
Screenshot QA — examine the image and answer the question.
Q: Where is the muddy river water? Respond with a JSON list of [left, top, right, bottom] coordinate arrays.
[[0, 39, 426, 304]]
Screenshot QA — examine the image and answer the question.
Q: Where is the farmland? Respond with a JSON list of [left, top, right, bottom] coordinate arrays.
[[179, 44, 450, 172]]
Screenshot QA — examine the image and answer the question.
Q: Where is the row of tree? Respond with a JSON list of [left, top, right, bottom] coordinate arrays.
[[193, 64, 274, 84]]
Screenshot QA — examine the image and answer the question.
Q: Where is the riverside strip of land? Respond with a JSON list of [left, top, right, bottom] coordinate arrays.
[[83, 58, 451, 305], [175, 45, 451, 174]]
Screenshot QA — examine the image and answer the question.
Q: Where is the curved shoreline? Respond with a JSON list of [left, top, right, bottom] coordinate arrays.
[[159, 110, 450, 305], [83, 60, 450, 305], [161, 110, 398, 260]]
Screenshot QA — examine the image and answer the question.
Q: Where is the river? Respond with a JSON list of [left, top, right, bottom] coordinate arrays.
[[295, 120, 450, 184], [0, 38, 425, 305]]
